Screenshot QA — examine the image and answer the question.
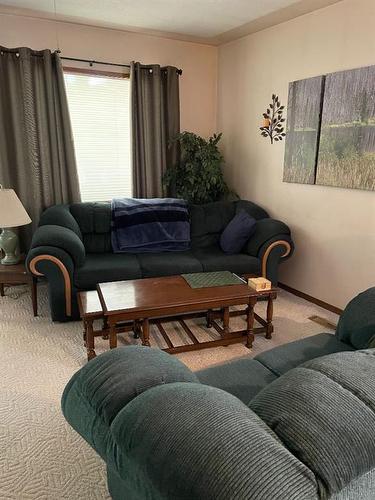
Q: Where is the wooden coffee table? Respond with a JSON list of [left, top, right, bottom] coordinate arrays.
[[95, 275, 277, 356]]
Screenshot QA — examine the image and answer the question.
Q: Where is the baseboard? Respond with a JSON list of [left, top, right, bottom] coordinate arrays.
[[278, 282, 343, 316]]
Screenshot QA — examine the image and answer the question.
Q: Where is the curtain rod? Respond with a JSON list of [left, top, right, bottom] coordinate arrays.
[[60, 55, 183, 75], [0, 47, 182, 75]]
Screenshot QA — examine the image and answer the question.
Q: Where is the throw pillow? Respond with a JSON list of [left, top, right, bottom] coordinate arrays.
[[220, 210, 256, 254]]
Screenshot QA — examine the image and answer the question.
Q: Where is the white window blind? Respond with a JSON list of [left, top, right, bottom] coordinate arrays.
[[64, 71, 132, 202]]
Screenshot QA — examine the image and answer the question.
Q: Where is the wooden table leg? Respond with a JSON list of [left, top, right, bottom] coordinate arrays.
[[142, 318, 151, 347], [102, 316, 109, 340], [86, 319, 96, 361], [109, 320, 117, 349], [266, 293, 276, 339], [31, 277, 38, 317], [222, 307, 230, 337], [0, 283, 4, 297], [133, 320, 141, 339], [246, 297, 256, 349], [206, 310, 213, 328]]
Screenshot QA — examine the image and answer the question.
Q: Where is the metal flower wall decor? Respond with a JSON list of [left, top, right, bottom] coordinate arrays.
[[260, 94, 286, 144]]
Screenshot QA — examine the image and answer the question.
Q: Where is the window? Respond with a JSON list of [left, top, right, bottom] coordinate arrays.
[[64, 70, 132, 202]]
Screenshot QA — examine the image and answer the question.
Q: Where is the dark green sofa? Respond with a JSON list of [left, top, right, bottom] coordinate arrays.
[[26, 199, 294, 321], [62, 288, 375, 499]]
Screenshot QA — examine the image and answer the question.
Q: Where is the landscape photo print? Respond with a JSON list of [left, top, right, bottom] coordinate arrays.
[[283, 64, 375, 191]]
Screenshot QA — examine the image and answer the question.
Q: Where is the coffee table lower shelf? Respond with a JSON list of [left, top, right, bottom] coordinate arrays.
[[78, 290, 277, 361]]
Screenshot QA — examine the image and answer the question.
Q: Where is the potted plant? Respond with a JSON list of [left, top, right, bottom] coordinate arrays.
[[163, 131, 233, 204]]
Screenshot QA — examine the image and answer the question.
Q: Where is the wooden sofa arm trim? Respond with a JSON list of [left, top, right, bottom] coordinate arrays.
[[29, 255, 72, 316], [261, 240, 292, 278]]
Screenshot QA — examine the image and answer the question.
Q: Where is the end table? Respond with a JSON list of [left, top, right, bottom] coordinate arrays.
[[0, 261, 38, 316]]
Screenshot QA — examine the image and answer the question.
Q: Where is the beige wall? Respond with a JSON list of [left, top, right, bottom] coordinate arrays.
[[0, 12, 217, 138], [218, 0, 375, 309]]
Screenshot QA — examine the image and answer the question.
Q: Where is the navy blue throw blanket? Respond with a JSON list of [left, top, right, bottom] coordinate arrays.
[[111, 198, 191, 253]]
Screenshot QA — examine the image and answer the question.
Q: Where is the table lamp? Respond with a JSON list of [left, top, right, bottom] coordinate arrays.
[[0, 185, 31, 265]]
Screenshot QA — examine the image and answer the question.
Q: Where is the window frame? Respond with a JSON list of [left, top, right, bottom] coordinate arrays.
[[63, 66, 132, 202]]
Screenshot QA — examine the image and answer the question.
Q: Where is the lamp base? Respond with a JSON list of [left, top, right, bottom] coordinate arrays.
[[0, 229, 21, 265]]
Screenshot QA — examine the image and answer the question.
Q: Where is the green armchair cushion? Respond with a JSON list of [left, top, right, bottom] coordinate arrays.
[[336, 287, 375, 349], [108, 382, 318, 500], [250, 350, 375, 498], [254, 332, 353, 376], [197, 357, 277, 404], [30, 224, 86, 267]]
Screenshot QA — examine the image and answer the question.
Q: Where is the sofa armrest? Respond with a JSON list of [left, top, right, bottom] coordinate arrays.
[[245, 218, 294, 283], [29, 224, 85, 268], [26, 245, 77, 320]]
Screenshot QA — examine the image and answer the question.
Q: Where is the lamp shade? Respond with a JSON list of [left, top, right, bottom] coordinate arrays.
[[0, 188, 31, 228]]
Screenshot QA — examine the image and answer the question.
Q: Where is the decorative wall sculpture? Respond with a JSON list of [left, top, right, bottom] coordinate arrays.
[[283, 64, 375, 191], [260, 94, 286, 144]]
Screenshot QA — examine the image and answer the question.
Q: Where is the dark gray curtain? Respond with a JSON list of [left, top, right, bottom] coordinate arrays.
[[131, 61, 180, 198], [0, 46, 80, 249]]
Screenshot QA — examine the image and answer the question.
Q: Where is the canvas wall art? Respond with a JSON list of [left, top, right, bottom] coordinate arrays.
[[283, 64, 375, 191], [283, 76, 323, 185]]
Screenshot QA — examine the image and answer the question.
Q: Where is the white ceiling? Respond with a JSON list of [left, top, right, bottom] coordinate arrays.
[[0, 0, 343, 43]]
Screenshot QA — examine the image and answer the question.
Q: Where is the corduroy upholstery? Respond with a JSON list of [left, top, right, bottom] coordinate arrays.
[[197, 357, 277, 403], [62, 347, 198, 459], [254, 287, 375, 375], [250, 350, 375, 499], [336, 287, 375, 348], [62, 345, 375, 499], [27, 199, 294, 321], [254, 332, 354, 376]]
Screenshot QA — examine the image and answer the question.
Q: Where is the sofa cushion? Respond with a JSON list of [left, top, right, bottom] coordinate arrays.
[[75, 253, 141, 289], [245, 218, 291, 257], [250, 350, 375, 498], [62, 346, 198, 460], [39, 204, 83, 239], [197, 358, 277, 404], [193, 246, 261, 275], [190, 201, 235, 249], [235, 199, 269, 220], [137, 251, 202, 278], [220, 211, 256, 254], [255, 332, 353, 376], [70, 202, 112, 253], [336, 287, 375, 349]]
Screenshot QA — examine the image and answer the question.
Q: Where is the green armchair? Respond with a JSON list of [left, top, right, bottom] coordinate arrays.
[[62, 288, 375, 499]]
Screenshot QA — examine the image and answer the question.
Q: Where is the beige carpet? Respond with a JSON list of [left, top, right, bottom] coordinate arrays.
[[0, 283, 338, 499]]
